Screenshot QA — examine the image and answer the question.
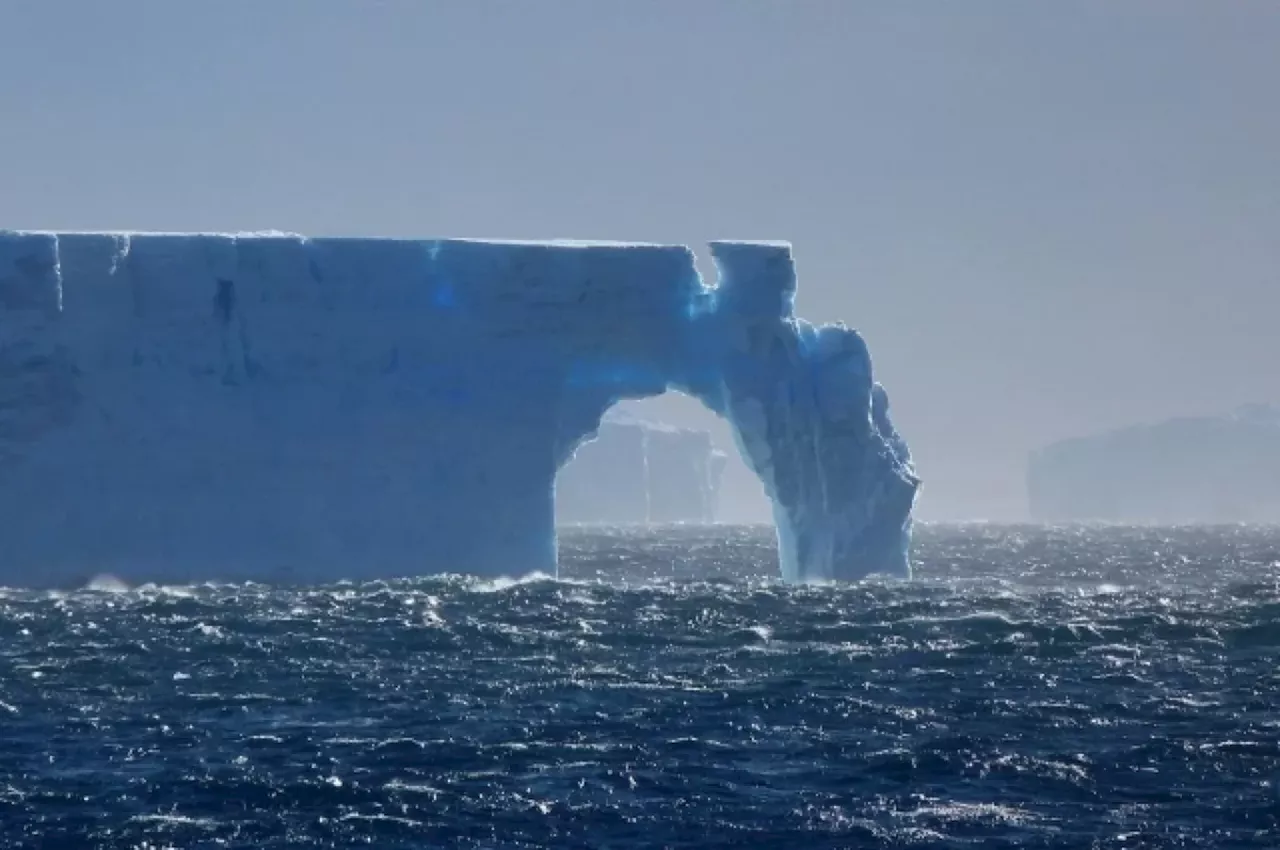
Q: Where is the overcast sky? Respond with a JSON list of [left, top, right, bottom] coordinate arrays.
[[2, 0, 1277, 520]]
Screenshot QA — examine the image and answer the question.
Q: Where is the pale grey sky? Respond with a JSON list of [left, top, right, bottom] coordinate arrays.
[[2, 0, 1277, 520]]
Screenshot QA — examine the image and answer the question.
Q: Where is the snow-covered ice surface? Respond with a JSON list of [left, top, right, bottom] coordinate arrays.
[[0, 232, 918, 586]]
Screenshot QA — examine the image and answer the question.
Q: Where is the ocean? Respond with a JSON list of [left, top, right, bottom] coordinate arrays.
[[1, 524, 1278, 848]]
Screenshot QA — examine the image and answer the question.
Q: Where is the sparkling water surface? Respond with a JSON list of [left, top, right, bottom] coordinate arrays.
[[2, 525, 1279, 848]]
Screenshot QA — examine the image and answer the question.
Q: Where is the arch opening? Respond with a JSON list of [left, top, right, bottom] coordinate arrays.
[[545, 238, 919, 582], [554, 390, 769, 529]]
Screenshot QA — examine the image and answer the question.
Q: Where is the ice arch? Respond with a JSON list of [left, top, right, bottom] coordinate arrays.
[[0, 231, 918, 587]]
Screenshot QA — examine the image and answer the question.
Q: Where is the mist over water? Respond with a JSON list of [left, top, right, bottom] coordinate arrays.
[[2, 524, 1278, 848]]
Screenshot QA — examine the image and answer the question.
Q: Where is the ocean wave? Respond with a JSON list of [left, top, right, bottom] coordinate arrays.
[[0, 525, 1276, 847]]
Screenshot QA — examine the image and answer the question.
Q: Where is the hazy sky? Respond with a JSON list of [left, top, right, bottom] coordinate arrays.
[[2, 1, 1277, 520]]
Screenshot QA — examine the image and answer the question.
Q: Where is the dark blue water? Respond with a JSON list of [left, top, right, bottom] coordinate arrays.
[[2, 525, 1279, 848]]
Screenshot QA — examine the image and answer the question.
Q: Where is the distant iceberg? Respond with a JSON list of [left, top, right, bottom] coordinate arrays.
[[0, 231, 919, 586], [555, 413, 727, 525], [1028, 405, 1280, 523]]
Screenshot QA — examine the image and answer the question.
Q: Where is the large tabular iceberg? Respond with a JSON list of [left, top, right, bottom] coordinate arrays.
[[0, 232, 918, 586]]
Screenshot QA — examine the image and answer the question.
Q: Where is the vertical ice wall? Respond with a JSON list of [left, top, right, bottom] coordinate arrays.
[[0, 231, 918, 586], [643, 423, 727, 524]]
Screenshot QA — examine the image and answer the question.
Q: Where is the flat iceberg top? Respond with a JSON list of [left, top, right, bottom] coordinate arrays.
[[3, 230, 684, 250], [5, 230, 795, 253], [6, 229, 308, 239], [601, 410, 700, 434], [448, 237, 673, 249], [708, 239, 794, 248]]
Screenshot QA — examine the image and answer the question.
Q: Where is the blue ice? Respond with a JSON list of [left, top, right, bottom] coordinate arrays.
[[0, 231, 919, 586]]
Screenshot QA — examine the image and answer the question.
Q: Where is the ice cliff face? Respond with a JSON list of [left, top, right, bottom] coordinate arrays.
[[556, 414, 727, 525], [0, 231, 918, 586], [681, 242, 918, 581]]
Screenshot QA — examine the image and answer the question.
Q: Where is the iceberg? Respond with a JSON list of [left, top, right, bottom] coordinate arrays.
[[555, 413, 727, 525], [1028, 405, 1280, 523], [0, 231, 919, 586]]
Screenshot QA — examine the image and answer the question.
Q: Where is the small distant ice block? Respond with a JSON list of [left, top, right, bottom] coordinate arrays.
[[555, 413, 727, 525]]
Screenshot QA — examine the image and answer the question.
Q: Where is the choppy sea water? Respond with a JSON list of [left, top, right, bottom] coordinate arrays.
[[2, 524, 1279, 849]]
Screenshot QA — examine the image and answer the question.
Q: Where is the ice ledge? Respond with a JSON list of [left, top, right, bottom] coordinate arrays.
[[0, 230, 918, 586]]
